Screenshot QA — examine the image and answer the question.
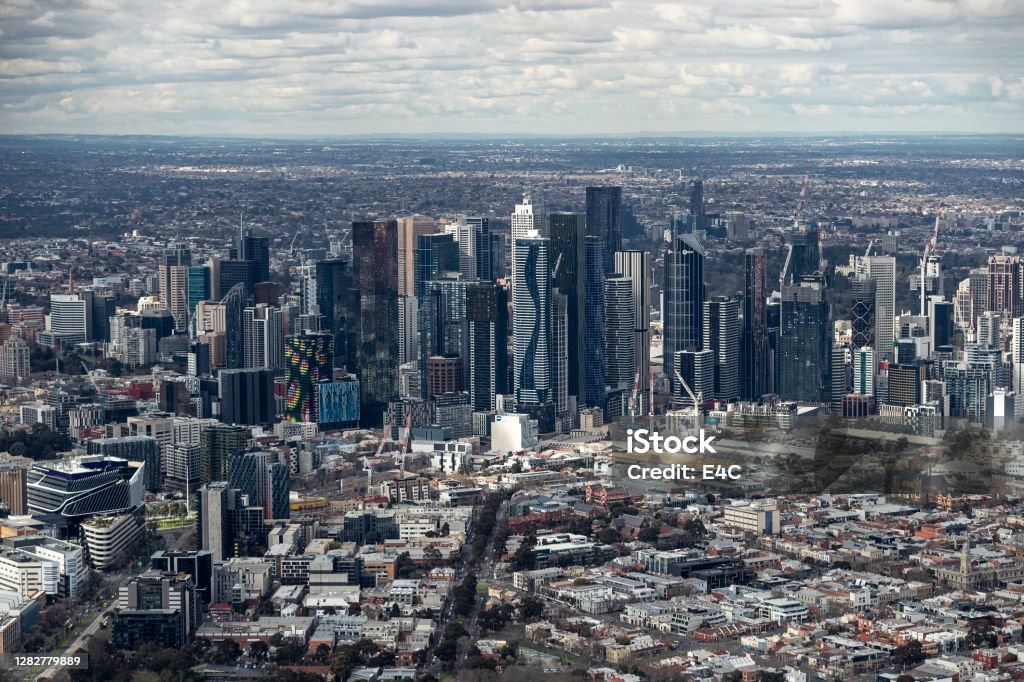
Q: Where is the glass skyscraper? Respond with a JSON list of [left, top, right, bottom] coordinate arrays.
[[284, 332, 334, 423], [513, 230, 551, 406]]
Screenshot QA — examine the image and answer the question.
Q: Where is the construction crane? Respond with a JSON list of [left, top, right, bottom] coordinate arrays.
[[920, 202, 942, 317], [363, 456, 373, 492], [779, 169, 812, 288], [628, 368, 641, 419], [673, 370, 704, 431], [398, 412, 412, 478], [864, 239, 874, 258], [79, 356, 106, 428]]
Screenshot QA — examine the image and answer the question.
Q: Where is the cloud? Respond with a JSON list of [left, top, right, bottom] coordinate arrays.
[[0, 0, 1020, 134]]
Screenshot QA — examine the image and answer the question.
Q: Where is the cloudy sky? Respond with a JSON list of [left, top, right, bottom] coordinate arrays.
[[1, 0, 1022, 136]]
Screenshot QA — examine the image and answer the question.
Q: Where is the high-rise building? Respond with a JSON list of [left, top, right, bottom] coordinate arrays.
[[783, 227, 821, 282], [466, 282, 508, 412], [510, 195, 536, 294], [851, 273, 876, 349], [239, 231, 271, 285], [199, 424, 249, 485], [218, 368, 275, 426], [284, 332, 334, 423], [242, 304, 284, 370], [198, 483, 231, 561], [217, 258, 257, 303], [87, 436, 161, 493], [703, 295, 740, 401], [689, 180, 705, 231], [583, 237, 606, 410], [0, 333, 30, 384], [977, 311, 1002, 347], [444, 215, 491, 281], [426, 354, 462, 398], [585, 186, 622, 273], [158, 243, 191, 331], [969, 267, 989, 332], [49, 293, 89, 345], [513, 230, 551, 406], [887, 364, 925, 407], [929, 298, 955, 350], [151, 550, 214, 605], [397, 216, 435, 297], [418, 276, 469, 399], [857, 256, 896, 364], [164, 443, 201, 496], [664, 234, 705, 391], [219, 284, 246, 370], [988, 255, 1022, 318], [777, 277, 831, 403], [614, 251, 651, 402], [550, 212, 587, 406], [740, 248, 770, 401], [415, 233, 460, 298], [310, 259, 355, 370], [187, 266, 211, 318], [604, 277, 636, 393], [853, 346, 875, 397], [672, 349, 714, 407], [550, 289, 569, 425], [228, 451, 269, 517], [353, 220, 400, 426], [1013, 318, 1024, 397]]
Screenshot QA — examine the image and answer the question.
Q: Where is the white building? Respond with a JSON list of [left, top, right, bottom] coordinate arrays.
[[490, 413, 538, 454]]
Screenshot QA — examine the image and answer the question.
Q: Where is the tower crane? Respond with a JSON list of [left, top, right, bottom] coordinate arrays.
[[628, 368, 641, 419], [673, 370, 704, 431], [920, 202, 942, 317]]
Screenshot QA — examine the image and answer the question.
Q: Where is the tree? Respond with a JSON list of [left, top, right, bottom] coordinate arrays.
[[892, 640, 925, 668], [248, 641, 269, 660], [966, 619, 998, 649], [518, 595, 544, 622]]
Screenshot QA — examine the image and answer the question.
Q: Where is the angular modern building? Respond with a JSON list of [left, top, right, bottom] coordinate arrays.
[[549, 213, 587, 407], [664, 234, 706, 391], [585, 186, 622, 273], [26, 456, 144, 537], [614, 250, 652, 406], [513, 230, 551, 406]]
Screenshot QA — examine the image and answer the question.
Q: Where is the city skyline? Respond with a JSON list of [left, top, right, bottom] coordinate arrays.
[[1, 0, 1022, 136]]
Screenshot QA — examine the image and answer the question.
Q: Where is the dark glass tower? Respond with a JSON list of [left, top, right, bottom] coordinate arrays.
[[663, 233, 706, 392], [741, 248, 770, 401], [313, 259, 355, 369], [466, 282, 508, 411], [549, 212, 586, 405], [704, 295, 740, 401], [778, 276, 831, 403], [239, 231, 271, 285], [851, 274, 876, 349], [188, 266, 211, 318], [418, 277, 469, 399], [415, 233, 459, 298], [352, 220, 399, 426], [585, 186, 622, 273], [583, 236, 606, 409], [221, 283, 245, 370]]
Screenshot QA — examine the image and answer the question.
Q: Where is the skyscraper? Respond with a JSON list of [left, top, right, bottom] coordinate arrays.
[[220, 284, 246, 370], [583, 236, 606, 409], [851, 273, 877, 349], [353, 220, 400, 426], [853, 346, 875, 397], [466, 282, 509, 412], [218, 368, 275, 426], [928, 298, 954, 350], [513, 230, 551, 406], [858, 256, 896, 364], [242, 304, 284, 370], [1013, 317, 1024, 397], [239, 231, 271, 285], [604, 277, 636, 393], [551, 289, 570, 425], [550, 212, 587, 405], [284, 331, 334, 423], [414, 233, 460, 298], [703, 295, 740, 401], [49, 293, 89, 345], [585, 186, 622, 273], [187, 266, 211, 319], [398, 216, 435, 297], [159, 243, 191, 331], [199, 424, 249, 485], [689, 180, 705, 231], [444, 216, 491, 281], [311, 259, 355, 370], [672, 349, 714, 407], [663, 234, 706, 391], [227, 451, 269, 517], [988, 255, 1022, 318], [740, 248, 770, 401], [777, 277, 831, 403], [614, 251, 651, 405], [783, 227, 821, 283], [510, 195, 536, 294], [418, 276, 469, 399], [0, 333, 30, 384]]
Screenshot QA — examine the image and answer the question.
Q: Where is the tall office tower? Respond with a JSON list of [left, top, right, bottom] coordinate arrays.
[[740, 247, 770, 401], [988, 255, 1022, 318], [0, 461, 27, 515], [164, 443, 201, 495], [199, 424, 249, 485], [857, 256, 896, 364], [159, 243, 192, 331], [0, 333, 30, 383], [663, 233, 706, 392], [604, 277, 636, 393], [238, 231, 271, 285], [614, 251, 651, 401], [418, 276, 469, 398], [778, 277, 832, 403], [397, 216, 435, 297], [49, 293, 89, 344], [831, 347, 848, 411], [352, 220, 400, 427], [444, 216, 492, 281], [969, 267, 989, 331], [426, 355, 462, 399], [218, 368, 275, 426], [187, 266, 211, 319], [586, 186, 622, 273], [672, 349, 714, 407], [510, 195, 536, 294], [850, 273, 876, 349], [466, 282, 509, 412], [783, 227, 822, 282], [583, 237, 607, 409], [954, 278, 974, 331], [1013, 318, 1024, 396], [198, 482, 231, 561], [311, 259, 355, 370], [242, 304, 284, 370], [217, 258, 256, 303], [220, 284, 245, 370], [978, 312, 1002, 347], [414, 233, 460, 297], [929, 298, 955, 350], [853, 346, 875, 396], [513, 230, 551, 406], [550, 212, 587, 405], [689, 180, 705, 230], [81, 288, 115, 343], [398, 296, 418, 365], [551, 289, 570, 425], [227, 451, 269, 516], [703, 295, 740, 401], [284, 332, 334, 423], [888, 364, 926, 407]]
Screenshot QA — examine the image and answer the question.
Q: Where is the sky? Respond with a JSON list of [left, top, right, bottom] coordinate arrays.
[[0, 0, 1022, 136]]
